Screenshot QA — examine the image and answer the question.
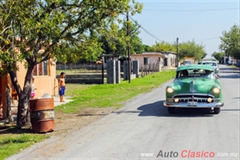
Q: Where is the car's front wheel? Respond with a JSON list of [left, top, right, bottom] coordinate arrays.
[[168, 107, 175, 113], [214, 108, 220, 114]]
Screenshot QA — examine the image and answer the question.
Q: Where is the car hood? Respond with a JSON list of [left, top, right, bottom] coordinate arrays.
[[171, 78, 218, 94]]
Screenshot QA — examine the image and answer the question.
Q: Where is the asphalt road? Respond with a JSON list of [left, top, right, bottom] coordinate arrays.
[[8, 65, 240, 160]]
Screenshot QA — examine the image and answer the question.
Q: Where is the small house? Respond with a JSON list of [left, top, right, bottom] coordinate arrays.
[[131, 52, 166, 71], [161, 52, 177, 68]]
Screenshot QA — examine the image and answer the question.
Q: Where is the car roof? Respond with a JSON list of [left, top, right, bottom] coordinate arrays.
[[177, 64, 214, 71], [200, 61, 217, 64]]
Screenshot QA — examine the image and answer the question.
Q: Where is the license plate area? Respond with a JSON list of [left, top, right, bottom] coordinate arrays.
[[187, 101, 198, 106]]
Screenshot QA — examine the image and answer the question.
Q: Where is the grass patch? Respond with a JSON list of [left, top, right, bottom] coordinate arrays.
[[0, 129, 48, 160], [56, 70, 175, 113], [64, 84, 93, 97], [230, 65, 237, 68]]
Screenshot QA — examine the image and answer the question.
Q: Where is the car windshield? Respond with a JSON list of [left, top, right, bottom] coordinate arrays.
[[201, 62, 217, 67], [177, 69, 214, 79]]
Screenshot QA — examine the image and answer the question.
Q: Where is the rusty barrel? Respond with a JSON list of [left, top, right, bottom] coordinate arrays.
[[30, 98, 54, 133]]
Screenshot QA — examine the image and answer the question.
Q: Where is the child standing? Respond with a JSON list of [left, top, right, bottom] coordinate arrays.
[[58, 72, 66, 102]]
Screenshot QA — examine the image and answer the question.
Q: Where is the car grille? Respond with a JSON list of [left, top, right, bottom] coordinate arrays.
[[173, 94, 214, 103]]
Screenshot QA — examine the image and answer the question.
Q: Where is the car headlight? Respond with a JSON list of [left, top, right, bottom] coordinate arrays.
[[174, 98, 179, 103], [166, 87, 174, 93], [212, 87, 220, 94], [207, 97, 213, 103]]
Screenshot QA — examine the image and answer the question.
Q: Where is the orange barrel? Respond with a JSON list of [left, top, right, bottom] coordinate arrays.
[[30, 98, 54, 133]]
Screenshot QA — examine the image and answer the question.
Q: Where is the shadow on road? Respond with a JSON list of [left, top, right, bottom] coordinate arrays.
[[219, 66, 240, 71], [218, 73, 240, 79], [137, 100, 215, 118]]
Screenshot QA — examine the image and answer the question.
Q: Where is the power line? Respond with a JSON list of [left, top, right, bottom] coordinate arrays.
[[129, 16, 163, 42], [128, 16, 222, 45], [200, 36, 221, 42], [143, 7, 238, 12]]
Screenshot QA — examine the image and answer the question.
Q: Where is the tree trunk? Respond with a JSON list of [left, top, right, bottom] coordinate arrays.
[[17, 90, 31, 127], [17, 65, 33, 128], [6, 84, 12, 120], [9, 64, 34, 128]]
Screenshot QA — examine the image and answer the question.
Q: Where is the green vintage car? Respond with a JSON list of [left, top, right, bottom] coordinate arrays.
[[164, 64, 224, 114]]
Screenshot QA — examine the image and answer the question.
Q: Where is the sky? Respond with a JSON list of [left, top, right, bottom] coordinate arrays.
[[132, 0, 239, 58]]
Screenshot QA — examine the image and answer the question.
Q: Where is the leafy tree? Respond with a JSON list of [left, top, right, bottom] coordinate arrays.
[[150, 41, 176, 52], [0, 0, 142, 127], [99, 18, 144, 57], [178, 40, 206, 61], [56, 32, 104, 64], [120, 20, 144, 54], [220, 25, 240, 59], [142, 44, 151, 52], [98, 23, 122, 56], [212, 52, 224, 61], [76, 31, 104, 62]]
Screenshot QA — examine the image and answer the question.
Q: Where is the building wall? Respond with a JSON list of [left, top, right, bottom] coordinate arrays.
[[183, 56, 195, 64], [0, 75, 7, 119], [161, 52, 177, 68], [17, 60, 57, 98], [165, 54, 176, 67], [131, 55, 163, 68]]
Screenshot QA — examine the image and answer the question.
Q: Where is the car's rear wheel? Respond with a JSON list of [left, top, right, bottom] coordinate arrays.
[[168, 107, 175, 113], [214, 108, 220, 114]]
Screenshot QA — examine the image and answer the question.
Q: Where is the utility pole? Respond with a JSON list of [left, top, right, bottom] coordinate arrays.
[[176, 37, 179, 67], [101, 54, 104, 84], [127, 12, 131, 83]]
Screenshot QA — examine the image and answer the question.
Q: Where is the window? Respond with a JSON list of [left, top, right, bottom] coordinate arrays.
[[144, 57, 150, 65], [32, 60, 49, 76], [177, 69, 214, 79]]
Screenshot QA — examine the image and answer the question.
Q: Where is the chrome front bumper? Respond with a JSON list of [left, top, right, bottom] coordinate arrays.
[[164, 102, 224, 108]]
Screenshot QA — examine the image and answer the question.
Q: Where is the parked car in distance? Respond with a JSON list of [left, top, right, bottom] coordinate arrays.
[[182, 60, 192, 65], [227, 61, 233, 65], [164, 64, 224, 114], [198, 61, 219, 74]]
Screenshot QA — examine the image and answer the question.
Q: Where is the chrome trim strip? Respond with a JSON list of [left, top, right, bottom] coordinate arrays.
[[164, 102, 224, 108], [176, 98, 220, 101], [172, 93, 214, 98]]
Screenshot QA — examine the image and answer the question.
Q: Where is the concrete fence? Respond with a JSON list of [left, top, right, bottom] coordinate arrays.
[[56, 74, 106, 84], [56, 63, 105, 71]]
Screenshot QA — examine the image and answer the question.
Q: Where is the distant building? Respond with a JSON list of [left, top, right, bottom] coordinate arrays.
[[131, 52, 166, 71], [160, 52, 177, 68], [223, 55, 236, 65]]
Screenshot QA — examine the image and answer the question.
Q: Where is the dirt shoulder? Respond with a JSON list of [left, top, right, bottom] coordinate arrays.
[[50, 107, 115, 136], [0, 107, 115, 135]]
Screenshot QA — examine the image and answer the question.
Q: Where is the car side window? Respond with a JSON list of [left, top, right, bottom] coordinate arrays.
[[182, 70, 188, 77], [202, 70, 214, 79]]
